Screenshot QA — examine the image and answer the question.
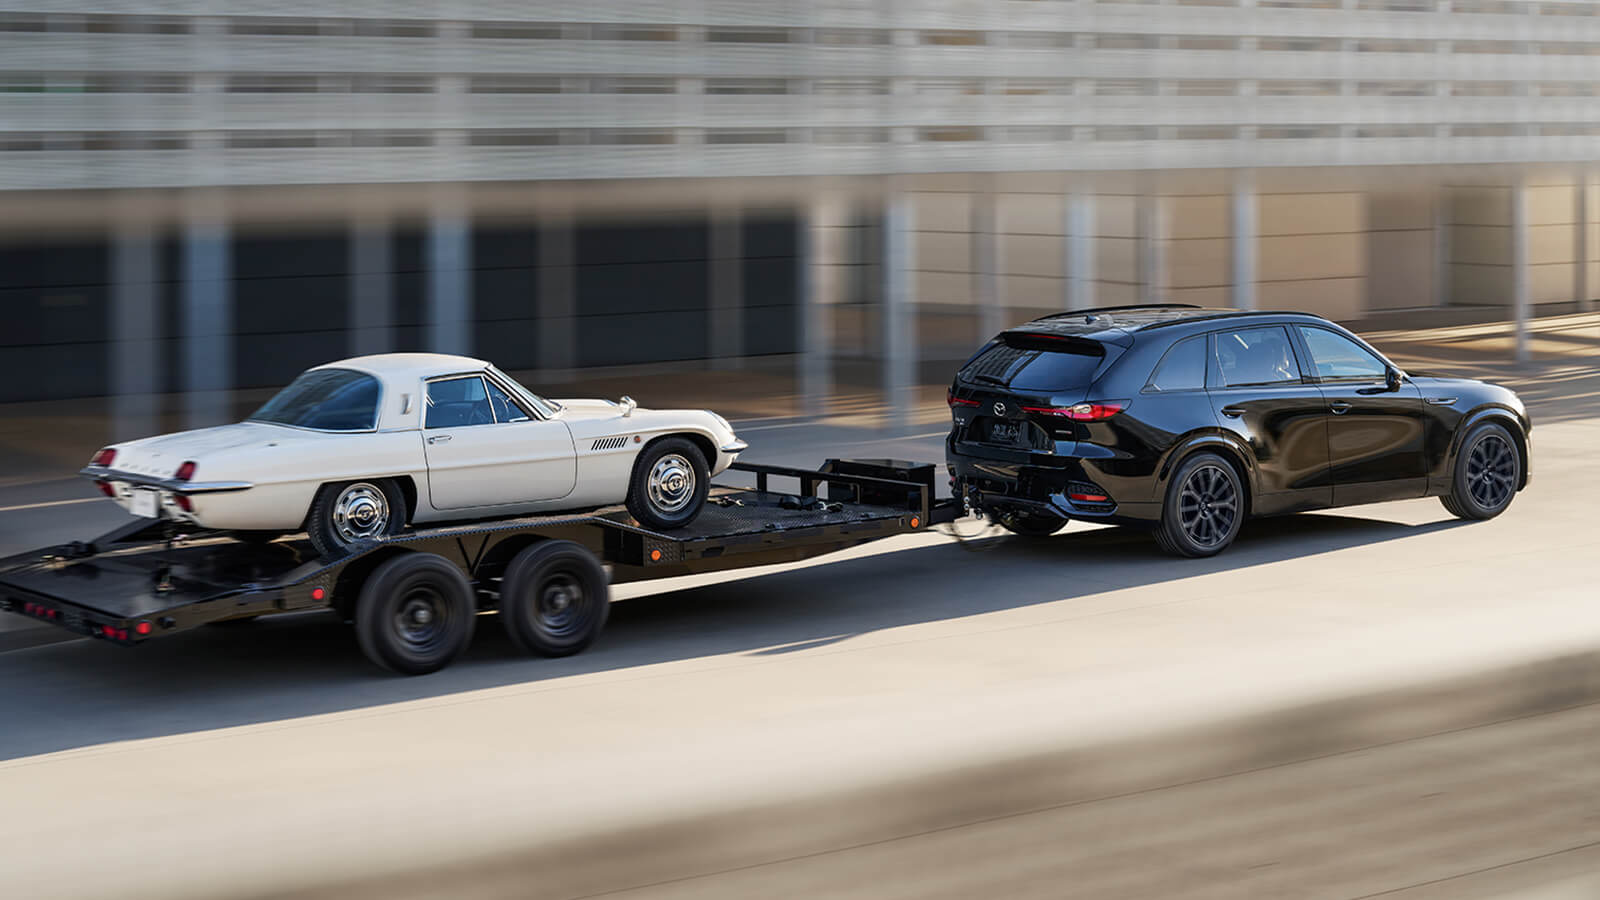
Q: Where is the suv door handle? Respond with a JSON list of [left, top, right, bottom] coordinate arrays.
[[1329, 402, 1352, 415], [427, 434, 452, 444], [1220, 406, 1245, 418]]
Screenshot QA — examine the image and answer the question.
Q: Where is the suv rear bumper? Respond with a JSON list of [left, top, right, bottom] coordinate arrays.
[[946, 440, 1160, 525]]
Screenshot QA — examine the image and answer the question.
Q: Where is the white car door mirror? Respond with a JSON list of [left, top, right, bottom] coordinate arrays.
[[619, 396, 637, 418]]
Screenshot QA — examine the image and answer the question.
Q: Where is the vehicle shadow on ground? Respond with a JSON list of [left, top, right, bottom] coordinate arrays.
[[0, 511, 1470, 760]]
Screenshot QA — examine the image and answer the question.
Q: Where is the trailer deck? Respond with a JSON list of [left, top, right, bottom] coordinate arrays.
[[0, 459, 959, 672]]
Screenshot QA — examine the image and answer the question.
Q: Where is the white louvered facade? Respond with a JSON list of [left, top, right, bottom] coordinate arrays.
[[3, 0, 1600, 190]]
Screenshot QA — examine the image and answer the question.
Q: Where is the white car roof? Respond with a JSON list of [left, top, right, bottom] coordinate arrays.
[[317, 353, 489, 381]]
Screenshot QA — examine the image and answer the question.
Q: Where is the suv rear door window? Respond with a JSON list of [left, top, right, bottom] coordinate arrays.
[[958, 334, 1104, 392], [1212, 326, 1302, 387]]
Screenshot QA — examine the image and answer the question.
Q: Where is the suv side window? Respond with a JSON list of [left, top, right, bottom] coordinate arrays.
[[1296, 326, 1387, 381], [1144, 336, 1207, 392], [1211, 326, 1302, 387]]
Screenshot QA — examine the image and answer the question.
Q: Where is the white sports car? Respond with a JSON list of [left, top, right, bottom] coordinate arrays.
[[81, 353, 747, 556]]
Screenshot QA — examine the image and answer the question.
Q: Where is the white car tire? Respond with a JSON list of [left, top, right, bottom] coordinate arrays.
[[625, 437, 710, 531], [307, 478, 407, 559]]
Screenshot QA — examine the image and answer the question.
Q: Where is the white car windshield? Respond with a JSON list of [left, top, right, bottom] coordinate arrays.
[[249, 368, 380, 431]]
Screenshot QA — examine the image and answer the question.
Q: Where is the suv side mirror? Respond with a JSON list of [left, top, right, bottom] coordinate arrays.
[[1385, 366, 1402, 392]]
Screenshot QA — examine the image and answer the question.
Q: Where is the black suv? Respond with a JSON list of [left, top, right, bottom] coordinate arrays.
[[946, 305, 1531, 557]]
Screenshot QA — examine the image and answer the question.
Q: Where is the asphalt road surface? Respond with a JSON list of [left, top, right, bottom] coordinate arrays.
[[1, 338, 1597, 898]]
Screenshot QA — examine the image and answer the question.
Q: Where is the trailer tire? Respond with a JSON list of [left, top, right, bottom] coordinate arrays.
[[500, 540, 610, 657], [354, 552, 476, 675]]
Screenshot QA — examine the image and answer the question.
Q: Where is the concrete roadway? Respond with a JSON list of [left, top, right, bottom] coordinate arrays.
[[0, 323, 1597, 898]]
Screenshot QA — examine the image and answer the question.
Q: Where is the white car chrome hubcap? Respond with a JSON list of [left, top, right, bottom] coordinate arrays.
[[647, 454, 695, 514], [332, 483, 390, 543]]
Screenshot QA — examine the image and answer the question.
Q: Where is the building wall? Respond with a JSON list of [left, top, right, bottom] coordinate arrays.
[[0, 214, 799, 403], [1447, 179, 1595, 307], [1368, 191, 1437, 311]]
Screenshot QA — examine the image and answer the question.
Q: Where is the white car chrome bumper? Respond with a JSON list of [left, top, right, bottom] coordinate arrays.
[[79, 466, 253, 494]]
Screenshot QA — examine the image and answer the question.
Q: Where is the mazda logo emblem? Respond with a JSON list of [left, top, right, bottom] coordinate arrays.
[[993, 402, 1006, 416]]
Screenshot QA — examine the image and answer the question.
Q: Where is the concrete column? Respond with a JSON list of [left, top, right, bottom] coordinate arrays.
[[972, 189, 1004, 341], [709, 207, 745, 367], [1139, 192, 1167, 305], [1577, 171, 1591, 313], [883, 191, 916, 430], [536, 212, 576, 385], [798, 195, 834, 418], [1230, 178, 1258, 311], [1510, 179, 1530, 364], [426, 193, 471, 356], [111, 210, 159, 440], [1066, 191, 1096, 310], [182, 191, 231, 429], [349, 213, 392, 357], [1434, 188, 1450, 307]]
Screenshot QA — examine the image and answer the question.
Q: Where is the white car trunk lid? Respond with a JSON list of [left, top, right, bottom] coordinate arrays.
[[113, 422, 288, 479]]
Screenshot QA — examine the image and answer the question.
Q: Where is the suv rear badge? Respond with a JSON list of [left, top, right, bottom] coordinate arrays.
[[993, 401, 1007, 416]]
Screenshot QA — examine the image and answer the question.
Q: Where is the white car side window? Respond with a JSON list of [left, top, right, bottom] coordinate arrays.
[[426, 376, 495, 429], [485, 380, 532, 423]]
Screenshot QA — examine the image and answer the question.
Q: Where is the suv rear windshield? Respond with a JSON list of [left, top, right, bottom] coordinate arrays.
[[958, 334, 1105, 392], [249, 368, 380, 431]]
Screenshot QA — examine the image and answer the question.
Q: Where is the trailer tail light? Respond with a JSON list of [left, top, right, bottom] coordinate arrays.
[[1022, 401, 1126, 422], [310, 587, 325, 601], [135, 621, 152, 636], [174, 461, 197, 482], [91, 448, 116, 467]]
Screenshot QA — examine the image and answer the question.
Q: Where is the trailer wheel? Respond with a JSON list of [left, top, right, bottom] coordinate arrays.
[[354, 553, 476, 675], [500, 540, 610, 657]]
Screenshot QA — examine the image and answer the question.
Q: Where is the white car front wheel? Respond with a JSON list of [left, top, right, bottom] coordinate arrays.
[[626, 438, 710, 531], [308, 479, 406, 558]]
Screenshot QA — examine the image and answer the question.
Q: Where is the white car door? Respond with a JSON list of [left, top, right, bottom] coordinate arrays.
[[421, 374, 577, 511]]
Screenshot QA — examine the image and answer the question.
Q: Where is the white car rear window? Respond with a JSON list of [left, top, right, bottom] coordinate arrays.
[[250, 368, 380, 431]]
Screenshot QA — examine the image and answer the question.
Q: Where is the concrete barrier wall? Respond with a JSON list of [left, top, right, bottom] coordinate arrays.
[[243, 648, 1600, 900]]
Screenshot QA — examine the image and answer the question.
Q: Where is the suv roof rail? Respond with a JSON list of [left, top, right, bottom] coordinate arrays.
[[1035, 303, 1201, 321]]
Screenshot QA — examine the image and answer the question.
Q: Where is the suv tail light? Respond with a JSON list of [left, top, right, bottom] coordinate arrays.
[[1021, 401, 1126, 422], [91, 448, 116, 467], [947, 389, 979, 408], [174, 461, 197, 482]]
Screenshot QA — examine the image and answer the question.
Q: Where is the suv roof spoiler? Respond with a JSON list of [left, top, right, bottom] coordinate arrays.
[[1035, 303, 1201, 321]]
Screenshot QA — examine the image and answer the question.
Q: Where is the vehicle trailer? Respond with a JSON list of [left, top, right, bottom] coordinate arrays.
[[0, 459, 958, 675]]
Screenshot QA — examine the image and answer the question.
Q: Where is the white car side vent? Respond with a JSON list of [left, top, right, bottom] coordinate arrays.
[[591, 436, 628, 451]]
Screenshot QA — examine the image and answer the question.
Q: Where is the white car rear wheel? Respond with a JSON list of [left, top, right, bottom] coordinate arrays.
[[308, 479, 406, 558]]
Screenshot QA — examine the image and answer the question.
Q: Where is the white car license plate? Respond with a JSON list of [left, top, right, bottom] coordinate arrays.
[[129, 488, 160, 519]]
